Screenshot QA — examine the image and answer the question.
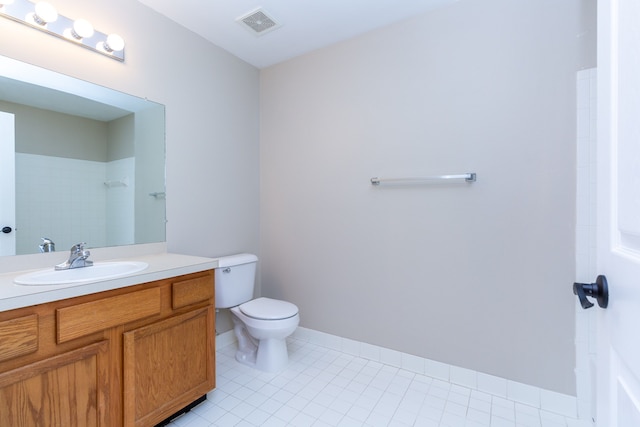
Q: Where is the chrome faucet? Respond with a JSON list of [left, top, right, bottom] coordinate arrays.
[[39, 237, 55, 253], [55, 242, 93, 270]]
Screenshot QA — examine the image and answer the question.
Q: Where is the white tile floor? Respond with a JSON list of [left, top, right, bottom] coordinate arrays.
[[167, 338, 590, 427]]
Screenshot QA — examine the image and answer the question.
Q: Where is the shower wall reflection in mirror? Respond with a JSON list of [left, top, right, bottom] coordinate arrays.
[[0, 56, 166, 256]]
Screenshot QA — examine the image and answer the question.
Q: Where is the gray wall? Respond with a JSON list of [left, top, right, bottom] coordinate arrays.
[[107, 114, 134, 161], [0, 100, 108, 161], [260, 0, 596, 395], [0, 0, 261, 261]]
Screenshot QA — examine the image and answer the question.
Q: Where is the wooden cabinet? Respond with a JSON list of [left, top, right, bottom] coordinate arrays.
[[0, 270, 215, 427], [124, 306, 215, 426], [0, 340, 110, 427]]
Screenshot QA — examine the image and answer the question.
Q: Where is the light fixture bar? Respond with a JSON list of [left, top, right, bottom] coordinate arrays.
[[0, 0, 124, 61]]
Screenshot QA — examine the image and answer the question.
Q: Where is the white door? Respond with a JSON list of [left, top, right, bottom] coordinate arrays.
[[596, 0, 640, 425], [0, 111, 15, 256]]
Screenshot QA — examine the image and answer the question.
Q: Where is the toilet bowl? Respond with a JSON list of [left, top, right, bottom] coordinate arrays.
[[214, 254, 300, 372], [230, 297, 299, 372]]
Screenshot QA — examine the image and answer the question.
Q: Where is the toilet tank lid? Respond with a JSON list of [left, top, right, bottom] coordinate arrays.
[[216, 253, 258, 268]]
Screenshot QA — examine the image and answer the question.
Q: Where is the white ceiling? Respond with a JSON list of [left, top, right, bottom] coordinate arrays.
[[136, 0, 459, 69]]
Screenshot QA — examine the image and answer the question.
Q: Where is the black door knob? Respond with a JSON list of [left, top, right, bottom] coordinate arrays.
[[1, 226, 11, 234], [573, 275, 609, 309]]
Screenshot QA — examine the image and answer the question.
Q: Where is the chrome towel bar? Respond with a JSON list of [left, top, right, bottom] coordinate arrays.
[[370, 173, 476, 186]]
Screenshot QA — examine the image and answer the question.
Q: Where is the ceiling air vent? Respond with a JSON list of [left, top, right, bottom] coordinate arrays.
[[237, 8, 281, 36]]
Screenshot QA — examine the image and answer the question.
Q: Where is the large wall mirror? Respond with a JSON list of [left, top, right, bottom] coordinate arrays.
[[0, 56, 166, 256]]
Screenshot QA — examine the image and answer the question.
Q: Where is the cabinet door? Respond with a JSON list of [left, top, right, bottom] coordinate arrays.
[[0, 340, 110, 427], [123, 306, 215, 427]]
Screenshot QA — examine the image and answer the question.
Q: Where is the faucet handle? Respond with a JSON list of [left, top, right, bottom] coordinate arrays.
[[39, 237, 55, 253], [70, 242, 87, 253]]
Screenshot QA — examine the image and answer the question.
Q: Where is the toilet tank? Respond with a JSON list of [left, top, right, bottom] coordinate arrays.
[[214, 253, 258, 308]]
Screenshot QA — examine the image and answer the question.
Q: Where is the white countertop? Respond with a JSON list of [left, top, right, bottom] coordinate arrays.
[[0, 245, 218, 312]]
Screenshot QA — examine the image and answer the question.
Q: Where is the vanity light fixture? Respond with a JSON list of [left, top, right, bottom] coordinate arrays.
[[101, 33, 124, 53], [0, 0, 125, 61], [31, 1, 57, 26], [69, 18, 94, 40]]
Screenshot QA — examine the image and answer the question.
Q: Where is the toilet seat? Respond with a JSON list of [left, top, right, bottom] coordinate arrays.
[[240, 297, 298, 320]]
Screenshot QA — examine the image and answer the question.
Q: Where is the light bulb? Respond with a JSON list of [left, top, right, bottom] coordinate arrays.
[[71, 19, 94, 39], [104, 33, 124, 52], [33, 2, 57, 25]]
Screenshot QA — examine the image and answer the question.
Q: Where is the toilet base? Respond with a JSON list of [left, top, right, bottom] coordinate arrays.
[[254, 338, 289, 372], [233, 315, 258, 366], [231, 315, 290, 373]]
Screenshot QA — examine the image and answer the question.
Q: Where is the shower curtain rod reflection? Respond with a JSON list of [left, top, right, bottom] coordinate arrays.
[[370, 173, 476, 186]]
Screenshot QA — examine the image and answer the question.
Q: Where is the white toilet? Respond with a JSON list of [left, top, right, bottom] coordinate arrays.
[[215, 253, 299, 372]]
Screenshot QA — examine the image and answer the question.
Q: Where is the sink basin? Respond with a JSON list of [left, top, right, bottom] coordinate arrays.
[[14, 261, 149, 286]]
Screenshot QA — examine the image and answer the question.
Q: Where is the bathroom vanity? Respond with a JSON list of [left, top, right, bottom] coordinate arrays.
[[0, 249, 217, 427], [0, 56, 207, 426]]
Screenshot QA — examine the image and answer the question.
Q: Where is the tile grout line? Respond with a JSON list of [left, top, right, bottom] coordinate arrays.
[[203, 330, 589, 427]]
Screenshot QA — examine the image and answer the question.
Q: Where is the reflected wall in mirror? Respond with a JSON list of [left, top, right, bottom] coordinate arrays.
[[0, 56, 166, 256]]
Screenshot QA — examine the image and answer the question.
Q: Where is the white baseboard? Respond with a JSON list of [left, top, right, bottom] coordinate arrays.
[[216, 326, 578, 419]]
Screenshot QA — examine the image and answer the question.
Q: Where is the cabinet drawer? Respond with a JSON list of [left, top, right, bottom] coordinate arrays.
[[57, 287, 161, 343], [172, 275, 214, 309], [0, 314, 38, 363]]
